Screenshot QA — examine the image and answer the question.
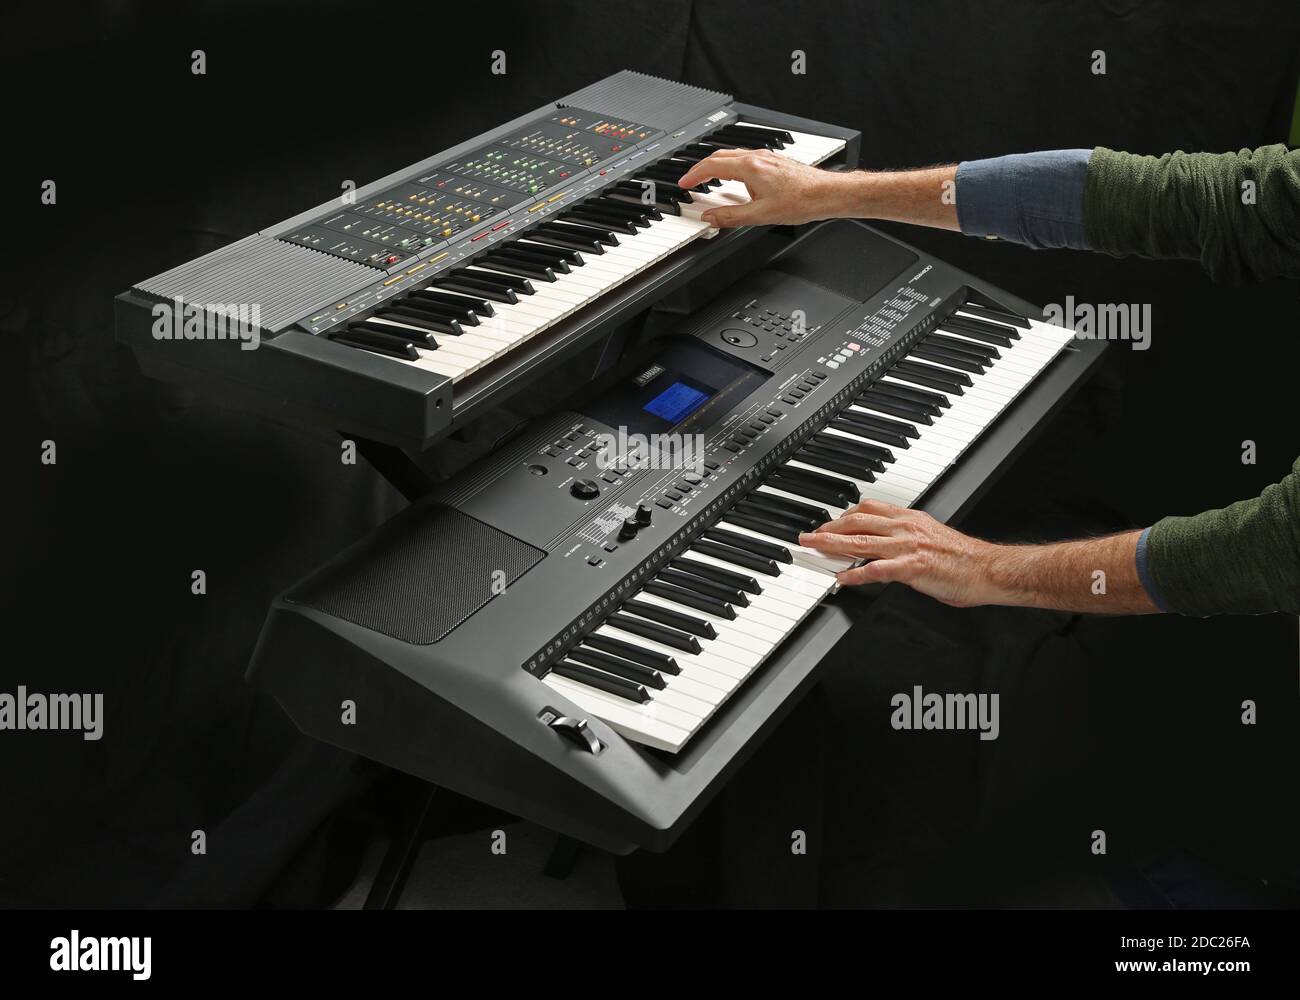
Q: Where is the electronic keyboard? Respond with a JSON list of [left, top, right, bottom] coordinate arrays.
[[247, 220, 1107, 853], [115, 71, 857, 450]]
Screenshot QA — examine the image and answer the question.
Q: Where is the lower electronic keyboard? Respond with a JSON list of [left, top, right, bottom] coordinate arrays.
[[248, 220, 1106, 852]]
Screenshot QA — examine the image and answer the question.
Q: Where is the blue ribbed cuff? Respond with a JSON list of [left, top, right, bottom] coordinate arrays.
[[1135, 525, 1174, 613], [955, 149, 1092, 250]]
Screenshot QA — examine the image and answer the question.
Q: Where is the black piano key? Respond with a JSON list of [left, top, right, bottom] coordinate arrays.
[[411, 287, 494, 318], [830, 417, 909, 450], [547, 219, 621, 246], [489, 245, 571, 273], [641, 168, 711, 194], [722, 122, 793, 145], [734, 497, 822, 533], [563, 208, 640, 235], [607, 612, 701, 653], [745, 490, 832, 524], [328, 329, 419, 361], [910, 345, 985, 374], [553, 660, 650, 703], [656, 567, 749, 608], [374, 310, 460, 338], [614, 177, 685, 199], [766, 467, 859, 507], [670, 555, 762, 595], [704, 130, 766, 149], [804, 438, 884, 475], [352, 319, 436, 347], [403, 292, 479, 324], [855, 391, 935, 424], [887, 360, 966, 394], [567, 646, 666, 689], [460, 267, 534, 294], [585, 632, 680, 674], [952, 303, 1029, 330], [477, 255, 557, 282], [589, 196, 660, 221], [724, 511, 802, 544], [690, 539, 782, 577], [813, 430, 892, 465], [574, 202, 651, 228], [938, 317, 1012, 346], [527, 228, 605, 254], [622, 600, 716, 640], [604, 188, 682, 215], [513, 240, 586, 266], [703, 525, 792, 563], [839, 407, 920, 440], [796, 446, 876, 482], [644, 580, 736, 620], [679, 142, 723, 158], [927, 332, 999, 361], [893, 357, 971, 388], [872, 380, 950, 410], [432, 276, 518, 303], [866, 382, 943, 416]]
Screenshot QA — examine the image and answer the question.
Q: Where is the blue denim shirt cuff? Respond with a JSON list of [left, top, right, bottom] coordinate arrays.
[[1135, 525, 1174, 613], [955, 149, 1092, 250]]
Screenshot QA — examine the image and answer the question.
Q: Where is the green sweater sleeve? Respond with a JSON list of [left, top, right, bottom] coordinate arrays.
[[1145, 458, 1300, 616], [1085, 145, 1300, 615], [1084, 145, 1300, 284]]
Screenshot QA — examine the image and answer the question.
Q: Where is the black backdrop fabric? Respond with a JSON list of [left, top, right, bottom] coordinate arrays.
[[3, 0, 1299, 907]]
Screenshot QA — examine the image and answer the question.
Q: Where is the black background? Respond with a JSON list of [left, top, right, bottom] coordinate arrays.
[[3, 0, 1299, 908]]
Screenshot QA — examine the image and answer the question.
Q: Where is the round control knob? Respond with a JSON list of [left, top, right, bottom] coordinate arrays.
[[618, 518, 639, 541], [635, 503, 653, 526], [721, 328, 759, 348], [570, 478, 600, 500]]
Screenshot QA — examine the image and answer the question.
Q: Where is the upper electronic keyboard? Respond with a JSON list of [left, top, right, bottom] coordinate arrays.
[[115, 71, 856, 449], [248, 220, 1105, 853]]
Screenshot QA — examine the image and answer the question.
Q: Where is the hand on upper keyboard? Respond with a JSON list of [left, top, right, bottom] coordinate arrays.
[[677, 148, 844, 228]]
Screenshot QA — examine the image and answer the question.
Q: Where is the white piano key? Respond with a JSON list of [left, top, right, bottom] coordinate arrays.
[[543, 673, 694, 751], [717, 519, 856, 576]]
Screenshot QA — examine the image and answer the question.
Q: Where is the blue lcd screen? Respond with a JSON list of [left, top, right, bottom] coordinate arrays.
[[643, 381, 710, 424]]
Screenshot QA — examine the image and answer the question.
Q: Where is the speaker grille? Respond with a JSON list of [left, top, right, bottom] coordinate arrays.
[[769, 222, 920, 303], [133, 233, 379, 333], [557, 71, 731, 130], [287, 506, 544, 644]]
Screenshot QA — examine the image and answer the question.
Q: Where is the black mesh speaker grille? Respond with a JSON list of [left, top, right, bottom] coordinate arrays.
[[286, 505, 544, 645], [769, 221, 920, 303]]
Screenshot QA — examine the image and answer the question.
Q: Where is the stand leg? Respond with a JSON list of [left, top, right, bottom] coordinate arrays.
[[363, 783, 440, 910]]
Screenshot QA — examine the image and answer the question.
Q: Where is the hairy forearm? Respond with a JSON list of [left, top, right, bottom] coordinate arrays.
[[822, 166, 961, 231], [986, 530, 1158, 614]]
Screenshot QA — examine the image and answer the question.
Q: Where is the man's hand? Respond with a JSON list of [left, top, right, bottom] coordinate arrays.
[[677, 149, 847, 228], [797, 500, 1159, 614], [677, 152, 962, 231], [798, 500, 1006, 607]]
